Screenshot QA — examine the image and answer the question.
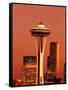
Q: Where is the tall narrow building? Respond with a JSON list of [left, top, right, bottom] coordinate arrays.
[[46, 42, 60, 84], [49, 42, 60, 77], [50, 42, 57, 72]]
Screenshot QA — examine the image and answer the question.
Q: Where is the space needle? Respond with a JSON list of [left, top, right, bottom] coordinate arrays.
[[30, 22, 51, 85]]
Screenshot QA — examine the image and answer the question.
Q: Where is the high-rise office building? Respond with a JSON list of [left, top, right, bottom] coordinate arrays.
[[20, 56, 37, 86], [50, 42, 59, 73], [46, 42, 60, 83], [49, 42, 57, 72]]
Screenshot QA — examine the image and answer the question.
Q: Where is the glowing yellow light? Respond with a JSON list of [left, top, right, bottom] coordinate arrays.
[[18, 79, 21, 82]]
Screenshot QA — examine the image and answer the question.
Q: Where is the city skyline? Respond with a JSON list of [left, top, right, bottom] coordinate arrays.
[[9, 3, 66, 87], [12, 41, 65, 86]]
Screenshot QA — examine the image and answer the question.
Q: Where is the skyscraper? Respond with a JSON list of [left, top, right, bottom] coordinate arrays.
[[47, 42, 60, 78], [50, 42, 57, 72]]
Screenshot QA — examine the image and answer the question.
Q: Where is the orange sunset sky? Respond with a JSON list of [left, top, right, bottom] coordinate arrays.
[[12, 3, 66, 82]]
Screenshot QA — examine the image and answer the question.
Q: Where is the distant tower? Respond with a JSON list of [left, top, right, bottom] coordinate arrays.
[[46, 42, 60, 84], [49, 42, 60, 78], [30, 22, 51, 85]]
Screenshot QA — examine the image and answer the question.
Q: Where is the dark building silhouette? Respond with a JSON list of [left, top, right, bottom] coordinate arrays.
[[23, 56, 37, 65], [46, 42, 60, 84], [47, 56, 53, 71], [53, 76, 62, 84], [44, 72, 54, 84], [49, 42, 57, 71], [47, 42, 58, 73]]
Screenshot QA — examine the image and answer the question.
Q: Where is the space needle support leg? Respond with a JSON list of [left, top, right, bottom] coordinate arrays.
[[35, 36, 46, 85], [39, 36, 46, 84]]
